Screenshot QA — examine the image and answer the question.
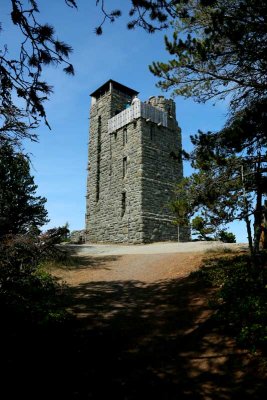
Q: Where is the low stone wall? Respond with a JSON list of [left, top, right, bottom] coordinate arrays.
[[70, 230, 86, 244]]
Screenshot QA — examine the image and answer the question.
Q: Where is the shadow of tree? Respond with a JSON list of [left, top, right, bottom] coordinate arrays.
[[49, 255, 120, 272], [66, 255, 119, 271], [1, 270, 265, 399]]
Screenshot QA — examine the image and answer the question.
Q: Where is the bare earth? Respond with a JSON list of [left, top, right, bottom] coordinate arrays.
[[54, 252, 205, 286], [48, 242, 265, 399], [55, 240, 247, 286]]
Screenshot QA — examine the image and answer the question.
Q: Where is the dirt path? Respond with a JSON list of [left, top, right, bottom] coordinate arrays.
[[53, 252, 205, 285], [45, 251, 266, 399]]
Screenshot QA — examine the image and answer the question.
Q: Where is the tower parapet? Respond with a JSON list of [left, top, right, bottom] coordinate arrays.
[[147, 95, 175, 115], [108, 100, 168, 134]]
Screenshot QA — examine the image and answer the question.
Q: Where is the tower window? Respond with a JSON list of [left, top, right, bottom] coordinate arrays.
[[150, 124, 154, 141], [123, 127, 127, 146], [121, 192, 126, 216], [123, 156, 127, 178]]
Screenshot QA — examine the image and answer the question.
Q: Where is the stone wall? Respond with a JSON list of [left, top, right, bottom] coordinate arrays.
[[86, 82, 190, 243], [86, 88, 144, 243], [141, 96, 188, 242], [70, 230, 86, 244]]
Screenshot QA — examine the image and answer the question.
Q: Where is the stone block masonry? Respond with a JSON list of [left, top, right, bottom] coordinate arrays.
[[86, 80, 190, 243]]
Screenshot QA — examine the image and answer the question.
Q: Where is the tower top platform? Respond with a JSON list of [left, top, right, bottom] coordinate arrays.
[[90, 79, 139, 99]]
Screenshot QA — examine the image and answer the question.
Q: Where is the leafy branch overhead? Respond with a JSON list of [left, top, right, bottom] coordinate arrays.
[[1, 0, 74, 136], [94, 1, 179, 35], [149, 0, 267, 111]]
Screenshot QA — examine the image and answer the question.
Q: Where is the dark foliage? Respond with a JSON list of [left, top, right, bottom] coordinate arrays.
[[0, 227, 71, 329], [191, 215, 215, 240], [94, 1, 178, 34], [0, 143, 49, 237], [221, 99, 267, 154], [194, 254, 267, 351], [0, 0, 74, 138], [0, 106, 38, 145], [172, 107, 267, 254], [218, 230, 236, 243]]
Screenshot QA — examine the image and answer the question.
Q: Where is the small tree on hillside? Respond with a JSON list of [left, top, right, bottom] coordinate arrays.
[[0, 143, 49, 237], [191, 215, 216, 241], [218, 230, 236, 243]]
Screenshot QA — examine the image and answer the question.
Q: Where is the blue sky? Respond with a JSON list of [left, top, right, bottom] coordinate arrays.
[[1, 0, 247, 242]]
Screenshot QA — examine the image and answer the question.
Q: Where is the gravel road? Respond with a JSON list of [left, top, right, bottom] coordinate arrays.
[[54, 241, 248, 286], [66, 240, 247, 256]]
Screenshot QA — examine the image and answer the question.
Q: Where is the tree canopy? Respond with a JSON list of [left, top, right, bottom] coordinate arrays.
[[150, 0, 267, 111], [172, 117, 267, 253]]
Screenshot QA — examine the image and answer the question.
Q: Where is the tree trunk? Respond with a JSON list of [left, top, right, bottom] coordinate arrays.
[[253, 155, 263, 254], [245, 215, 254, 256], [241, 164, 254, 256]]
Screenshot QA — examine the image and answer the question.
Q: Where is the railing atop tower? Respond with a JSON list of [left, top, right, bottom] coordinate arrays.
[[108, 99, 168, 134]]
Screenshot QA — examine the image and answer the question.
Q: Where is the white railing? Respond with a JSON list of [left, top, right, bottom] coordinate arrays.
[[108, 100, 168, 134]]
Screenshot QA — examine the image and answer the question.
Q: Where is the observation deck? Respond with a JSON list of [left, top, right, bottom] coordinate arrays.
[[108, 99, 168, 134]]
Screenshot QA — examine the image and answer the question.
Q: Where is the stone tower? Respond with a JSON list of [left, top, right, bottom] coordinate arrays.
[[86, 80, 189, 243]]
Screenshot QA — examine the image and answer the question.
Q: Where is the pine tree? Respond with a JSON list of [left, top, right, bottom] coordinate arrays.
[[0, 143, 49, 237]]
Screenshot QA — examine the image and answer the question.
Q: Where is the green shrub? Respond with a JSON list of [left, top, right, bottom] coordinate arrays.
[[218, 230, 236, 243], [0, 265, 69, 328], [0, 230, 71, 332]]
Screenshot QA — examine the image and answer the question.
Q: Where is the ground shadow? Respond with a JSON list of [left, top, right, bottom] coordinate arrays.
[[51, 255, 120, 272], [1, 266, 265, 399]]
